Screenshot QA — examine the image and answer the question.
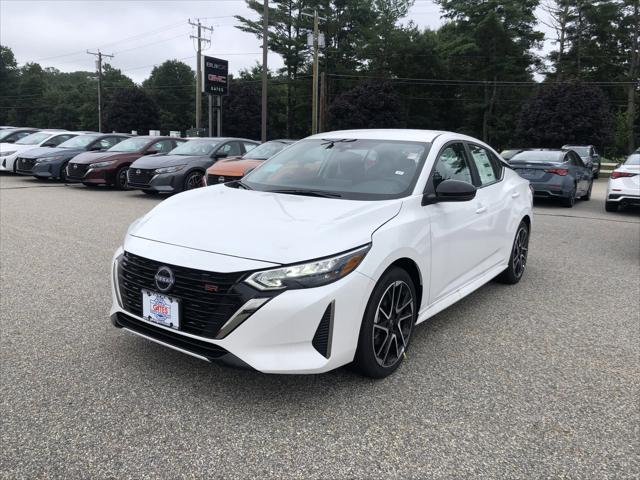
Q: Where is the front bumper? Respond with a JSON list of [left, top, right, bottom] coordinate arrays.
[[127, 169, 183, 193], [110, 246, 375, 374], [32, 161, 65, 179], [66, 164, 111, 184]]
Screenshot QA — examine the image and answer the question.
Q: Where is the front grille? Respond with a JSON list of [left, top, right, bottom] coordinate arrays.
[[67, 162, 90, 180], [118, 252, 251, 339], [207, 173, 241, 185], [16, 157, 36, 173], [115, 312, 229, 360], [127, 168, 156, 186]]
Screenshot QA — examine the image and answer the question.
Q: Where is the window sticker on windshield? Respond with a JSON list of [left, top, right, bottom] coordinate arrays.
[[395, 170, 405, 175], [407, 153, 419, 160]]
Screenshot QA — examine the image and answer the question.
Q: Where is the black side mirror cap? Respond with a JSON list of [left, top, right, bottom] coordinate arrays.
[[214, 152, 228, 159], [423, 179, 477, 205]]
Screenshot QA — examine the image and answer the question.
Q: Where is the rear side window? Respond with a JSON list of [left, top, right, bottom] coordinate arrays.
[[219, 142, 242, 156], [432, 143, 472, 189], [243, 142, 257, 153], [468, 144, 500, 186], [99, 137, 122, 149]]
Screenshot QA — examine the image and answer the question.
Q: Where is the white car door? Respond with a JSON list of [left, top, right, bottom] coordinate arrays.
[[465, 142, 511, 272], [426, 141, 491, 304]]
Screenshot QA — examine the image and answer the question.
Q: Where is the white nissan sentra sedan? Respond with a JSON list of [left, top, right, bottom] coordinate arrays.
[[110, 129, 533, 378]]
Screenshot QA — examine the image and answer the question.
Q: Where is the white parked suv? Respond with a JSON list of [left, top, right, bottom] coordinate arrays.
[[0, 130, 76, 172], [110, 129, 533, 378], [606, 150, 640, 212]]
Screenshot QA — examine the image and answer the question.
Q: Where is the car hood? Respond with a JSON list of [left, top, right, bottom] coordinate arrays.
[[71, 151, 137, 165], [130, 154, 205, 169], [129, 185, 402, 264], [207, 158, 263, 176], [19, 146, 82, 159]]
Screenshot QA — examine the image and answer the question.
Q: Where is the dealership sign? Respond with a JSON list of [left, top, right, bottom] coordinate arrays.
[[203, 56, 229, 96]]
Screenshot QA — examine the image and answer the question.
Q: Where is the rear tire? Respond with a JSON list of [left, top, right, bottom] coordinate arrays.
[[353, 267, 417, 379], [59, 162, 68, 182], [496, 221, 529, 285], [562, 186, 576, 208], [605, 201, 618, 212]]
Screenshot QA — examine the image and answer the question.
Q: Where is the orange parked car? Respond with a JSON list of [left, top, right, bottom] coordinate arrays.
[[204, 139, 295, 185]]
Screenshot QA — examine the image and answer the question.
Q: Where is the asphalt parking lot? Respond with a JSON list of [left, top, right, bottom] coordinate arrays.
[[1, 174, 638, 479]]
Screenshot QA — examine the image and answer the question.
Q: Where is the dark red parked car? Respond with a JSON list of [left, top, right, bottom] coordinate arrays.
[[66, 136, 185, 189]]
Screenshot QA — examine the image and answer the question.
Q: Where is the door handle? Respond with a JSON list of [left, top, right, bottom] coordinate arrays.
[[512, 192, 520, 198], [475, 206, 487, 214]]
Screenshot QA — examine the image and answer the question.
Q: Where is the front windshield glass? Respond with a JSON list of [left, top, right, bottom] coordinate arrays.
[[242, 139, 430, 200], [625, 154, 640, 166], [16, 132, 51, 145], [169, 140, 219, 156], [108, 137, 150, 153], [511, 151, 564, 163], [58, 135, 99, 148], [243, 141, 291, 160], [0, 130, 19, 142]]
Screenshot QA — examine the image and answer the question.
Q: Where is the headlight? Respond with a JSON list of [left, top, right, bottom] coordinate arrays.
[[35, 156, 63, 163], [245, 245, 370, 291], [1, 151, 16, 157], [90, 160, 116, 168], [155, 165, 185, 174]]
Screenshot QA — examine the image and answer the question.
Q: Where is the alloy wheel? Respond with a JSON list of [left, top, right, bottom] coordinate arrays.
[[117, 168, 128, 189], [185, 172, 203, 190], [372, 280, 414, 368], [512, 226, 529, 279]]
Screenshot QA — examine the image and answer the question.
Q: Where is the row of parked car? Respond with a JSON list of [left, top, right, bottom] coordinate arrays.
[[500, 145, 639, 211], [0, 127, 294, 194], [1, 126, 638, 213]]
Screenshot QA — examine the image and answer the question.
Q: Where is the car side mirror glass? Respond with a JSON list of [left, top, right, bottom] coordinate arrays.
[[427, 179, 477, 204], [214, 152, 228, 159], [145, 149, 159, 155], [90, 145, 102, 151]]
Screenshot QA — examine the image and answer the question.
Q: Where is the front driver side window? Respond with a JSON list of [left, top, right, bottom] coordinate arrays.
[[220, 142, 242, 156], [432, 143, 472, 190]]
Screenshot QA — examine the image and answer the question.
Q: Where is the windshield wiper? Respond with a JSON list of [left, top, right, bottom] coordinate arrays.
[[268, 188, 342, 198], [320, 138, 357, 149], [230, 179, 252, 190]]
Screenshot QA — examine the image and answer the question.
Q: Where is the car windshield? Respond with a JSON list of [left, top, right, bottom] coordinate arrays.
[[58, 135, 99, 148], [625, 154, 640, 166], [243, 141, 291, 160], [170, 140, 219, 156], [566, 146, 589, 158], [16, 132, 51, 145], [511, 151, 564, 163], [0, 130, 22, 142], [242, 138, 430, 200], [108, 137, 150, 152]]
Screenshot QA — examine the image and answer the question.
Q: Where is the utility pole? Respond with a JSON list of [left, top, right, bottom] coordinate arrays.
[[302, 10, 325, 135], [87, 50, 114, 133], [261, 0, 269, 143], [189, 18, 213, 133], [319, 71, 326, 133]]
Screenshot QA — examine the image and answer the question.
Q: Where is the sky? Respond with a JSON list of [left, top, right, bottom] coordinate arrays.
[[0, 0, 552, 83]]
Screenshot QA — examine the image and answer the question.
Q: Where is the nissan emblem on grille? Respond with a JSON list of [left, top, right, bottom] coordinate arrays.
[[136, 169, 141, 174], [74, 164, 78, 169], [154, 266, 175, 292], [218, 176, 225, 183]]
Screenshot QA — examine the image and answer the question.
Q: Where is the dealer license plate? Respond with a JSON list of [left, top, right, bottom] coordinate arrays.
[[142, 289, 180, 329]]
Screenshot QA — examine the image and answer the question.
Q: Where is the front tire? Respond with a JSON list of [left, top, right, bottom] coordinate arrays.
[[353, 267, 417, 379], [496, 221, 529, 285], [114, 166, 129, 190], [59, 162, 68, 182], [605, 201, 618, 212], [184, 171, 204, 191]]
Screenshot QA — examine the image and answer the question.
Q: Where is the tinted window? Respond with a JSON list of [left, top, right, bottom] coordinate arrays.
[[219, 142, 242, 157], [243, 142, 258, 153], [432, 143, 472, 189], [511, 151, 564, 163], [468, 144, 499, 186]]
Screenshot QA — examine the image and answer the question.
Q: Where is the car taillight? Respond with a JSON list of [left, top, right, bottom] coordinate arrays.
[[546, 168, 569, 176], [610, 171, 637, 179]]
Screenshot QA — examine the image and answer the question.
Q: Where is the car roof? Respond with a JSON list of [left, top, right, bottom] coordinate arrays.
[[184, 137, 258, 142], [130, 135, 180, 141], [308, 129, 449, 142]]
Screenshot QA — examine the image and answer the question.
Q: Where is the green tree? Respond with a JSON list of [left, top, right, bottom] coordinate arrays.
[[516, 81, 614, 148], [327, 81, 405, 130], [0, 45, 20, 125], [143, 60, 195, 133], [104, 87, 160, 134]]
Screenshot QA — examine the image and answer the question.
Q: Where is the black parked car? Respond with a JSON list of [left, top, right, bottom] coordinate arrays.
[[127, 137, 259, 194], [562, 144, 601, 179], [15, 133, 129, 181], [509, 149, 593, 208]]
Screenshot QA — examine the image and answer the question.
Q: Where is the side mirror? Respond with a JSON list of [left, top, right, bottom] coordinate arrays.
[[90, 145, 102, 151], [42, 142, 55, 147], [213, 152, 228, 159], [423, 179, 477, 205], [145, 149, 159, 155]]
